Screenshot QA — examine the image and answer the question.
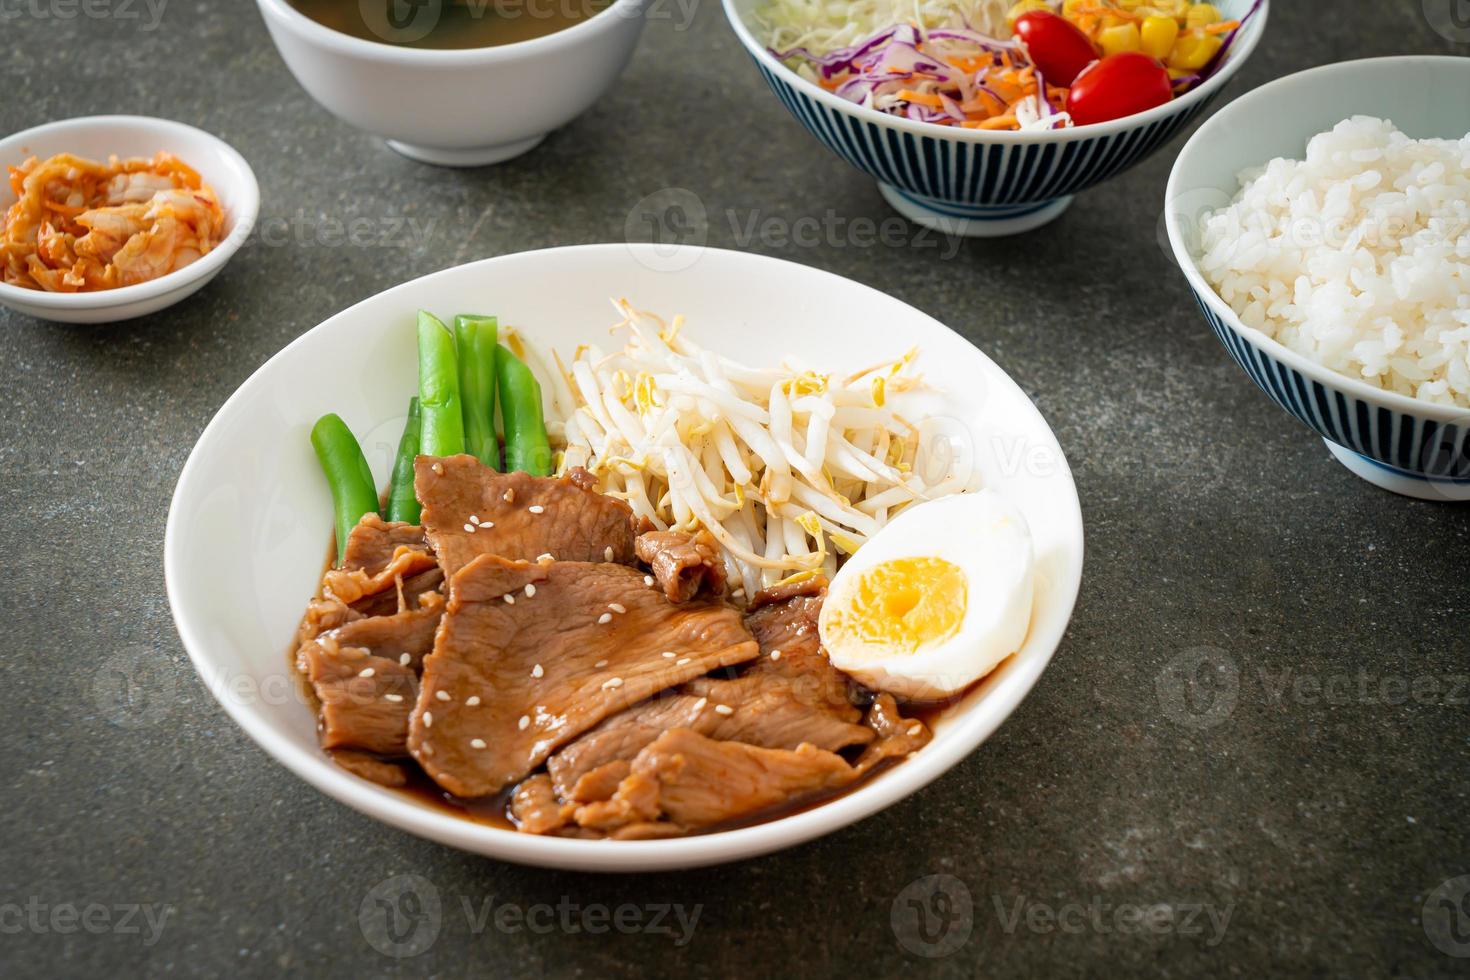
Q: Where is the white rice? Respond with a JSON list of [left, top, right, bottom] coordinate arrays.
[[1195, 116, 1470, 407]]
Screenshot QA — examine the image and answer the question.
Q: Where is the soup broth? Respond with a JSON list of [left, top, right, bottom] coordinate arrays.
[[287, 0, 613, 49]]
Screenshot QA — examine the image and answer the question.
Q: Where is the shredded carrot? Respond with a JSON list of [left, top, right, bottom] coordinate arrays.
[[978, 114, 1019, 130], [897, 90, 944, 108], [1204, 19, 1239, 33], [947, 56, 988, 73]]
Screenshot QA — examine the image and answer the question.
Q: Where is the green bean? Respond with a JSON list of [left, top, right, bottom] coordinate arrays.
[[385, 396, 422, 524], [454, 314, 500, 469], [310, 413, 381, 563], [417, 310, 464, 458], [496, 345, 551, 476]]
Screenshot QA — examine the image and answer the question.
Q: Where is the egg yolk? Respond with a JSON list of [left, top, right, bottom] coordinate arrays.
[[826, 557, 967, 655]]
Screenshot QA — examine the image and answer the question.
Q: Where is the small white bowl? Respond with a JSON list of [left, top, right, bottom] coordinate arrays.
[[165, 243, 1084, 870], [1166, 56, 1470, 501], [254, 0, 649, 167], [0, 116, 259, 325]]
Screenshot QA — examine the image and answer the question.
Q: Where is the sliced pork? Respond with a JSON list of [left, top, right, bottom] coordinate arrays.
[[545, 585, 869, 797], [635, 529, 726, 602], [572, 730, 859, 837], [408, 555, 758, 798], [299, 639, 418, 756], [414, 455, 637, 576], [313, 592, 445, 674], [293, 516, 447, 782], [322, 515, 438, 604], [330, 749, 412, 788]]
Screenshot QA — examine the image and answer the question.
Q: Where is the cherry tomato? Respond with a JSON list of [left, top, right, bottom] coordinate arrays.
[[1065, 51, 1173, 126], [1012, 10, 1098, 87]]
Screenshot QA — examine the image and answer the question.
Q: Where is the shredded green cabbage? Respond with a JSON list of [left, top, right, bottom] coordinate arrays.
[[755, 0, 1012, 55]]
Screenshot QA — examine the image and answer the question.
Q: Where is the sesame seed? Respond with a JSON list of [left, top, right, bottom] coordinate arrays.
[[644, 575, 655, 587], [602, 677, 624, 690], [431, 462, 444, 475], [359, 667, 375, 678], [597, 613, 613, 625], [908, 724, 923, 737], [463, 523, 477, 533], [536, 552, 554, 562], [608, 602, 626, 614], [421, 743, 434, 757], [528, 504, 546, 514], [677, 658, 691, 666], [503, 489, 515, 503], [469, 514, 481, 525], [399, 653, 411, 666], [715, 704, 734, 716], [604, 546, 614, 561], [465, 695, 481, 706], [524, 583, 536, 598], [770, 649, 782, 661], [662, 651, 675, 659], [423, 711, 433, 728], [531, 664, 544, 678], [594, 659, 609, 668], [692, 697, 708, 712], [481, 521, 494, 528], [518, 715, 530, 730], [503, 594, 516, 605], [732, 588, 746, 598], [436, 690, 451, 702], [470, 738, 487, 750], [384, 693, 404, 703]]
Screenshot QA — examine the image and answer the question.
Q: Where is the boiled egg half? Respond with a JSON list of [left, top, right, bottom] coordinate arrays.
[[818, 490, 1034, 701]]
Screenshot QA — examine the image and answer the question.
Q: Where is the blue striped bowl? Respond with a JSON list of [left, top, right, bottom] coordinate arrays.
[[723, 0, 1267, 237], [1166, 57, 1470, 502]]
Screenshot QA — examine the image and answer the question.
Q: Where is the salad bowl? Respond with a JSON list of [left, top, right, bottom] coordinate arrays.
[[165, 244, 1084, 870], [723, 0, 1267, 236]]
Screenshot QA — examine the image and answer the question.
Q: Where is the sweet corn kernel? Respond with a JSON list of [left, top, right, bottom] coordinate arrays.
[[1185, 2, 1223, 27], [1098, 22, 1142, 55], [1006, 0, 1051, 26], [1140, 14, 1179, 57], [1167, 29, 1222, 69], [1166, 67, 1195, 80]]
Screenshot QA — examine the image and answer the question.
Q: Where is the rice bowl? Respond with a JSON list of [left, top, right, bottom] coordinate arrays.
[[1166, 56, 1470, 501], [1195, 115, 1470, 408]]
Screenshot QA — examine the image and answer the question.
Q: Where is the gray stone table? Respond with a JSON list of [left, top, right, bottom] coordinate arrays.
[[3, 0, 1467, 976]]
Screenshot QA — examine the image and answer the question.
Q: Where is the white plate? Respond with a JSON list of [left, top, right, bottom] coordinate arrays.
[[165, 244, 1084, 871], [0, 115, 259, 323]]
